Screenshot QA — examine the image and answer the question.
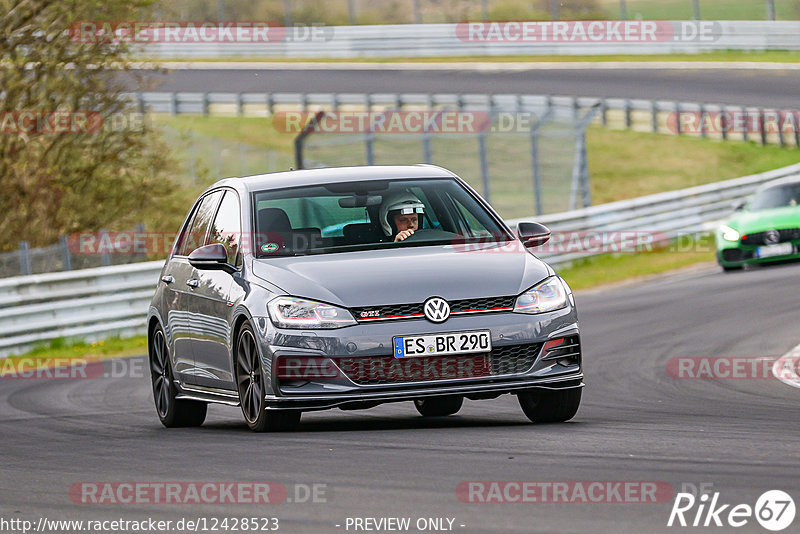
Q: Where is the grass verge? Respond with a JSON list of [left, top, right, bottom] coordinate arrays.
[[2, 336, 147, 372]]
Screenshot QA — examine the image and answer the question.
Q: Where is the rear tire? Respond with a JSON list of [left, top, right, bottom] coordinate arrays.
[[518, 388, 581, 423], [149, 326, 207, 428], [414, 395, 463, 417], [235, 322, 301, 432]]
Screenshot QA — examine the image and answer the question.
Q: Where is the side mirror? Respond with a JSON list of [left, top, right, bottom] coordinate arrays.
[[517, 221, 551, 248], [732, 199, 746, 211], [188, 243, 233, 272]]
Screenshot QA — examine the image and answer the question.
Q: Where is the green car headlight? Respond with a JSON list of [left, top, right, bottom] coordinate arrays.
[[720, 225, 740, 242]]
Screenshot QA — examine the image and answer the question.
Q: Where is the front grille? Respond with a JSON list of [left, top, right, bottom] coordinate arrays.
[[351, 296, 516, 322], [334, 342, 543, 386], [741, 228, 800, 246]]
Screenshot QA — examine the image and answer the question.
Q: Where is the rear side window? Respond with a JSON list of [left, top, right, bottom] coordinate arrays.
[[178, 191, 223, 256], [207, 190, 242, 267]]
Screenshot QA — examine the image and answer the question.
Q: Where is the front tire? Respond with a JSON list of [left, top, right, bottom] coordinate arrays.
[[518, 388, 581, 423], [414, 395, 463, 417], [149, 326, 207, 427], [235, 322, 301, 432]]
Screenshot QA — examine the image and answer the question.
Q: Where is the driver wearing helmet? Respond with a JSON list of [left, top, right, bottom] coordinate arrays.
[[379, 191, 425, 242]]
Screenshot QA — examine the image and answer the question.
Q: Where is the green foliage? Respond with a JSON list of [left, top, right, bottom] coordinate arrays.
[[0, 0, 181, 250]]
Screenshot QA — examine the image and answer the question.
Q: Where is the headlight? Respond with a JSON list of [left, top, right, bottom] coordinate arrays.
[[720, 225, 740, 242], [267, 297, 356, 329], [513, 276, 568, 314]]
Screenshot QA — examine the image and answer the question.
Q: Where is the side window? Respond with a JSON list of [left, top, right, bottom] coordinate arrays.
[[179, 191, 223, 256], [207, 190, 242, 267]]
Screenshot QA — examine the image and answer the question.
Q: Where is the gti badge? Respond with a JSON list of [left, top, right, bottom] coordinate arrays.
[[424, 297, 450, 323]]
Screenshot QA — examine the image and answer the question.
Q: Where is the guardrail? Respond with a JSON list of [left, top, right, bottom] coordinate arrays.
[[0, 261, 161, 357], [2, 162, 798, 358], [138, 21, 800, 58], [132, 91, 800, 147]]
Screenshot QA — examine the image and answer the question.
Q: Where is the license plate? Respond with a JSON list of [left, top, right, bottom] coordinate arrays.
[[756, 243, 794, 258], [393, 330, 491, 358]]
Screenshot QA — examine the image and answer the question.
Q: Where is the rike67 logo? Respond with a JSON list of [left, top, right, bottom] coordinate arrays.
[[668, 489, 795, 531]]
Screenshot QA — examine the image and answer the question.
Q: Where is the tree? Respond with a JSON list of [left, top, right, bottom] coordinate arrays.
[[0, 0, 180, 250]]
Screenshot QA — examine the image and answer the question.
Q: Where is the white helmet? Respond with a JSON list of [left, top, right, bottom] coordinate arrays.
[[378, 191, 425, 235]]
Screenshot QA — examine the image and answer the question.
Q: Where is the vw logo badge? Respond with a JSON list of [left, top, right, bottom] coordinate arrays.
[[765, 230, 780, 244], [423, 297, 450, 323]]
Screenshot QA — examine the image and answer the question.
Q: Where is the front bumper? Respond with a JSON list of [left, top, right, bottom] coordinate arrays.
[[716, 239, 800, 268], [252, 305, 582, 411]]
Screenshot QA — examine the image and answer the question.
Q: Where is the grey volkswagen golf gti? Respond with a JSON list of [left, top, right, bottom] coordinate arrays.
[[147, 165, 583, 431]]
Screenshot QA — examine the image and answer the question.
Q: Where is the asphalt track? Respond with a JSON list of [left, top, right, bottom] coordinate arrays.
[[2, 262, 799, 533], [131, 67, 800, 108]]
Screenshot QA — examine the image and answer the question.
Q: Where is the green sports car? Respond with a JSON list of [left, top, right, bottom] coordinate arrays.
[[716, 177, 800, 271]]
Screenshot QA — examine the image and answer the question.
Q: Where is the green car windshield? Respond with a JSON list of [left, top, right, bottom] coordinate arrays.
[[749, 183, 800, 211], [252, 178, 513, 257]]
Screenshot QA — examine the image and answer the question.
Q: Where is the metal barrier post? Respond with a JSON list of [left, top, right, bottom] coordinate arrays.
[[478, 133, 490, 202], [651, 100, 658, 133], [60, 235, 72, 271], [422, 134, 432, 164], [777, 111, 786, 147], [18, 241, 31, 275], [699, 104, 707, 138], [99, 230, 111, 267], [624, 99, 632, 129], [742, 108, 749, 143], [530, 130, 542, 216]]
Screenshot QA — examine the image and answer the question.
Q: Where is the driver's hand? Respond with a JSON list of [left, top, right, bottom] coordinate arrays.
[[395, 229, 415, 242]]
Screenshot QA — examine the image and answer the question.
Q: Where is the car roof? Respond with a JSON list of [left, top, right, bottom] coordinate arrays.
[[758, 174, 800, 191], [205, 164, 458, 194]]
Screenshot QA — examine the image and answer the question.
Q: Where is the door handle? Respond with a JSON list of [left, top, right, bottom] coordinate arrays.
[[161, 275, 174, 284], [186, 279, 199, 288]]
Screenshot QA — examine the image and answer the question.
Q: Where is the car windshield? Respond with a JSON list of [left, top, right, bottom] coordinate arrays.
[[748, 183, 800, 211], [252, 177, 513, 257]]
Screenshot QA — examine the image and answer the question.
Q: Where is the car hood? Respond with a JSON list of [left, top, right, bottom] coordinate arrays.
[[726, 206, 800, 234], [251, 243, 552, 307]]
